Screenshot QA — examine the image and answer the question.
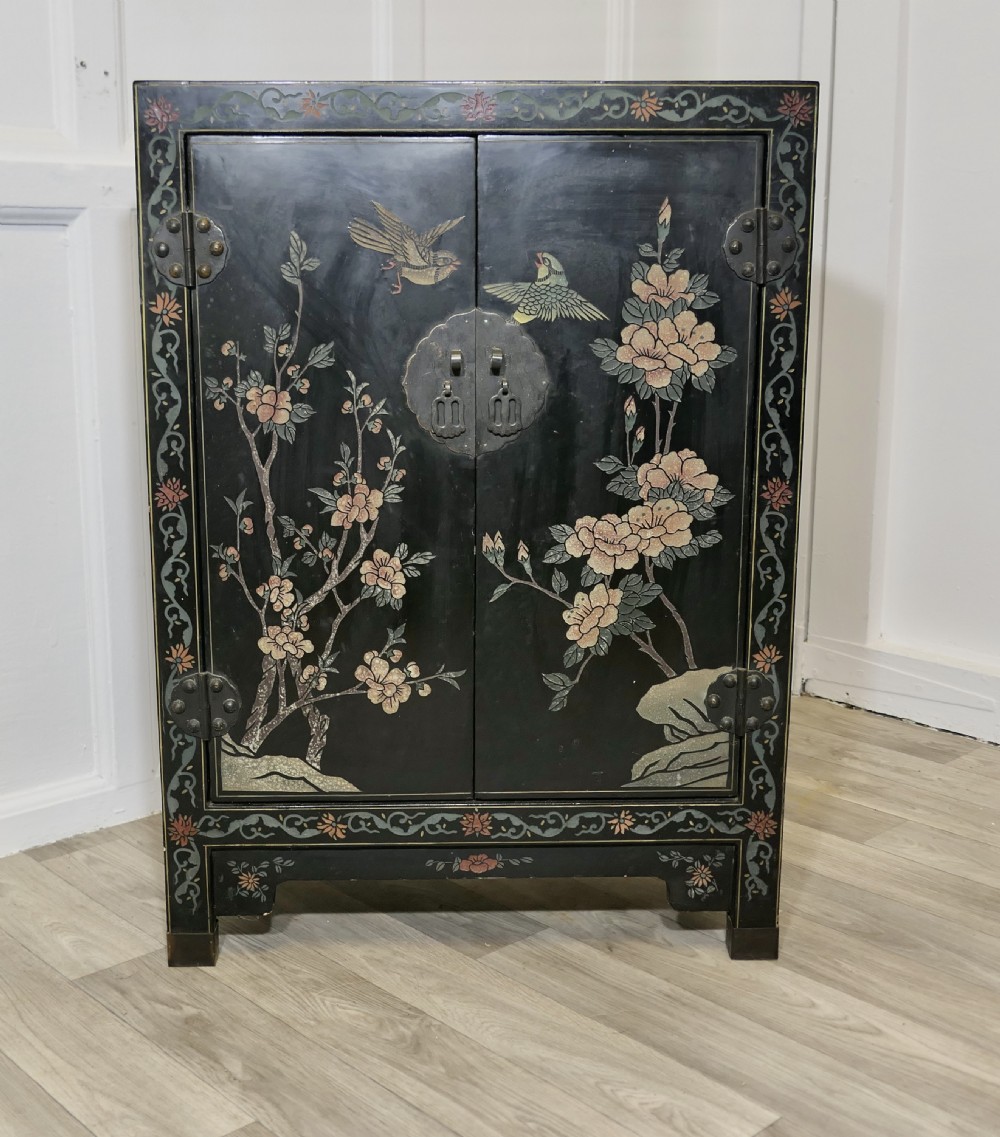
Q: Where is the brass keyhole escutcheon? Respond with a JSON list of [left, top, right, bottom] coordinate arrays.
[[402, 309, 551, 457]]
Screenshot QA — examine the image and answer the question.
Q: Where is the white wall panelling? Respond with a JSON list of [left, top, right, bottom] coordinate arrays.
[[1, 0, 994, 855]]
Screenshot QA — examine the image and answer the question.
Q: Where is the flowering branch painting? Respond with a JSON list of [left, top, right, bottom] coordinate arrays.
[[203, 232, 464, 793], [483, 198, 740, 790]]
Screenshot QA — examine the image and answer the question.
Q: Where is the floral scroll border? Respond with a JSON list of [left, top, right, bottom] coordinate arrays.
[[136, 81, 817, 930]]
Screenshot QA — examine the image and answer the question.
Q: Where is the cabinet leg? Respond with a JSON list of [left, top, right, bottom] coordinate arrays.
[[167, 926, 219, 967], [725, 916, 778, 960]]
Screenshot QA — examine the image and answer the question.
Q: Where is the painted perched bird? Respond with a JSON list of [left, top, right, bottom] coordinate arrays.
[[348, 202, 464, 294], [485, 253, 607, 323]]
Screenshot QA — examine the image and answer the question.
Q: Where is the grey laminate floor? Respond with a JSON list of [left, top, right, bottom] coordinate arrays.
[[1, 696, 998, 1137]]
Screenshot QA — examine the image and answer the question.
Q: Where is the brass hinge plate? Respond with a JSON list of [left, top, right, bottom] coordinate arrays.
[[722, 208, 797, 286], [704, 668, 777, 737], [165, 672, 242, 740], [149, 211, 229, 288]]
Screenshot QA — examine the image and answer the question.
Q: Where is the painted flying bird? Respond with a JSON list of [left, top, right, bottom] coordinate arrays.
[[484, 253, 607, 324], [347, 202, 464, 294]]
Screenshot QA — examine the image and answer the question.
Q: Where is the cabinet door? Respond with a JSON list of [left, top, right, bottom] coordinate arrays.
[[188, 135, 477, 798], [474, 134, 765, 797]]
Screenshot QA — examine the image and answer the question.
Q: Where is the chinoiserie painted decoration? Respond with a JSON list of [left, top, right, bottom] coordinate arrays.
[[348, 202, 465, 294], [204, 231, 466, 793], [483, 197, 738, 790]]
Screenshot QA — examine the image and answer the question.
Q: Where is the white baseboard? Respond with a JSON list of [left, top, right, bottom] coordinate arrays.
[[797, 634, 1000, 744], [0, 773, 161, 858]]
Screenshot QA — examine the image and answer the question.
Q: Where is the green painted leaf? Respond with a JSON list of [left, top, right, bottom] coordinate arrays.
[[542, 672, 573, 691], [490, 582, 513, 603], [543, 545, 571, 565], [594, 455, 625, 474], [551, 569, 568, 595]]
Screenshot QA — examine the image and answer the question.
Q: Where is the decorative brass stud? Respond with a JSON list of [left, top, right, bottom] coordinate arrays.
[[706, 693, 721, 709], [748, 673, 761, 689], [782, 236, 796, 253], [169, 699, 186, 715], [209, 677, 223, 693], [720, 715, 734, 730], [768, 213, 783, 230], [181, 678, 198, 694], [212, 717, 228, 734], [168, 262, 184, 279], [746, 716, 760, 730], [760, 695, 775, 712], [740, 262, 755, 279], [209, 240, 224, 257], [222, 698, 238, 714], [728, 240, 742, 255], [186, 717, 200, 732], [724, 673, 738, 688], [166, 217, 181, 234], [196, 263, 212, 280], [741, 216, 755, 233], [766, 260, 781, 276], [196, 216, 211, 233], [154, 242, 170, 258]]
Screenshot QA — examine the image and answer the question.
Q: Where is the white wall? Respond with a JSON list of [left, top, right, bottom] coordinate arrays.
[[0, 0, 994, 856], [797, 0, 1000, 743]]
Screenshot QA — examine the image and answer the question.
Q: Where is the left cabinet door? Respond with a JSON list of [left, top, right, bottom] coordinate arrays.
[[187, 135, 477, 799]]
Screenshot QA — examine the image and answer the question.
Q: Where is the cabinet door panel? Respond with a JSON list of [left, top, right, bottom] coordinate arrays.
[[473, 134, 765, 797], [188, 135, 476, 798]]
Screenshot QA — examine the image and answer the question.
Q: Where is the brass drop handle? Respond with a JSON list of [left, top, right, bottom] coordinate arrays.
[[489, 348, 504, 374], [450, 349, 463, 376]]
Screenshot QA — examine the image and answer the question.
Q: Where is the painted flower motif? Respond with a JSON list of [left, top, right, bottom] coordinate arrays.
[[405, 662, 420, 678], [245, 385, 292, 425], [354, 656, 411, 714], [255, 575, 295, 612], [461, 90, 497, 123], [257, 626, 314, 661], [460, 811, 493, 837], [221, 340, 236, 356], [165, 643, 195, 673], [302, 664, 328, 691], [143, 96, 179, 133], [241, 517, 253, 535], [616, 311, 721, 387], [564, 514, 640, 576], [632, 264, 695, 310], [237, 871, 262, 894], [625, 499, 694, 557], [752, 644, 783, 673], [417, 683, 432, 697], [745, 811, 778, 841], [457, 852, 499, 874], [688, 864, 714, 889], [562, 582, 623, 649], [609, 810, 635, 835], [630, 89, 663, 122], [360, 550, 406, 599], [637, 449, 718, 504], [318, 813, 348, 840], [167, 815, 198, 846], [301, 90, 324, 118], [516, 541, 530, 563], [658, 197, 672, 228], [149, 292, 182, 327], [761, 477, 793, 511], [218, 564, 229, 581], [153, 478, 188, 511], [777, 90, 813, 127], [769, 288, 802, 320], [331, 479, 384, 528]]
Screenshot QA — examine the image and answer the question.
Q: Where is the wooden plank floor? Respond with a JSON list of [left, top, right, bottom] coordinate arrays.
[[1, 696, 998, 1137]]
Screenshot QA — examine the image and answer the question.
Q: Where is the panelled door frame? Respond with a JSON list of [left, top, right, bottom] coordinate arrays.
[[135, 81, 817, 941]]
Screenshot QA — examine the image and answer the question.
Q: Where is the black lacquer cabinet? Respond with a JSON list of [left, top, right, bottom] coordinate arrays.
[[134, 81, 818, 964]]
